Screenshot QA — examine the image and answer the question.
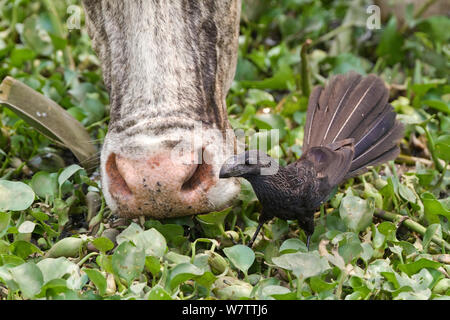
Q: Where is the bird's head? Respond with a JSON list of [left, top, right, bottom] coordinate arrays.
[[219, 150, 278, 178]]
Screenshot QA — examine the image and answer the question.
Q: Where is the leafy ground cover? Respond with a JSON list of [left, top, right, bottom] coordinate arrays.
[[0, 0, 449, 300]]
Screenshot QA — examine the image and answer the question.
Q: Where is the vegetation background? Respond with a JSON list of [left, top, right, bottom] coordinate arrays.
[[0, 0, 448, 300]]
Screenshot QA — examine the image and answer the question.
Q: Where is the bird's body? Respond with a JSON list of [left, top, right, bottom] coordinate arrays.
[[245, 158, 322, 230], [245, 165, 320, 250], [220, 72, 404, 248]]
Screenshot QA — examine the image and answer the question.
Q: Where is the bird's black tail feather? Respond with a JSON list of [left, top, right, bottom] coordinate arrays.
[[302, 71, 404, 181]]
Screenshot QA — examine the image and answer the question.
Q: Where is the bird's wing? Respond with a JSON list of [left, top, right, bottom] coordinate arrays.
[[293, 139, 355, 188]]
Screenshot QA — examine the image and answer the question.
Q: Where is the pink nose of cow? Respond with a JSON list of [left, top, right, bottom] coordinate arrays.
[[105, 152, 217, 218]]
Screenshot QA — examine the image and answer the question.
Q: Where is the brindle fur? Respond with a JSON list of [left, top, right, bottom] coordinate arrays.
[[82, 0, 242, 217], [82, 0, 240, 135]]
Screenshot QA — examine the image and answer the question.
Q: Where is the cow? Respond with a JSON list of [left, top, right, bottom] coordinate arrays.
[[81, 0, 242, 219]]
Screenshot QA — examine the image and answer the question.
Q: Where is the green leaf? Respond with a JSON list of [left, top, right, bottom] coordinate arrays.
[[168, 263, 204, 290], [0, 254, 25, 267], [272, 251, 330, 279], [130, 283, 147, 296], [247, 48, 269, 72], [83, 268, 107, 296], [9, 262, 44, 299], [330, 53, 371, 75], [37, 257, 79, 284], [0, 265, 19, 292], [49, 34, 67, 51], [336, 233, 364, 264], [197, 207, 232, 225], [144, 220, 184, 245], [0, 212, 11, 233], [0, 180, 35, 211], [0, 240, 9, 255], [253, 114, 287, 139], [271, 219, 289, 241], [381, 271, 400, 289], [281, 93, 306, 117], [21, 15, 53, 56], [250, 277, 279, 299], [376, 17, 404, 65], [116, 222, 143, 243], [362, 180, 383, 209], [433, 278, 450, 295], [196, 207, 232, 238], [398, 258, 441, 276], [372, 225, 386, 252], [10, 240, 42, 259], [31, 171, 58, 199], [58, 164, 83, 187], [417, 16, 450, 43], [208, 251, 230, 275], [310, 276, 337, 293], [145, 256, 161, 277], [10, 47, 36, 67], [421, 192, 450, 224], [435, 135, 450, 161], [29, 153, 66, 173], [91, 237, 114, 253], [241, 63, 295, 90], [379, 177, 398, 209], [39, 280, 79, 299], [112, 241, 145, 285], [97, 255, 114, 275], [395, 290, 431, 300], [339, 192, 374, 233], [195, 271, 217, 290], [238, 179, 257, 209], [18, 221, 36, 234], [165, 251, 191, 264], [80, 94, 105, 125], [423, 224, 442, 252], [270, 290, 297, 300], [377, 221, 397, 242], [245, 89, 275, 106], [423, 99, 450, 114], [117, 223, 167, 258], [238, 104, 257, 124], [279, 238, 308, 253], [53, 198, 70, 228], [389, 269, 435, 299], [45, 237, 83, 258], [136, 228, 167, 258], [415, 167, 437, 187], [147, 285, 172, 300], [326, 210, 346, 231], [234, 57, 259, 81], [397, 241, 418, 257], [398, 183, 416, 204], [213, 276, 253, 299], [223, 245, 255, 274], [261, 284, 292, 299]]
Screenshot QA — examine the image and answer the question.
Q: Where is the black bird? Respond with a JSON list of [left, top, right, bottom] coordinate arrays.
[[219, 72, 404, 248]]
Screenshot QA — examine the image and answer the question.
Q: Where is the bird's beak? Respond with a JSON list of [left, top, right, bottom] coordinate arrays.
[[219, 165, 232, 178], [219, 163, 239, 178], [219, 155, 243, 178]]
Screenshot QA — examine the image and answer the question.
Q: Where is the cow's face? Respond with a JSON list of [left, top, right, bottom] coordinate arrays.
[[83, 0, 242, 218], [101, 124, 241, 218]]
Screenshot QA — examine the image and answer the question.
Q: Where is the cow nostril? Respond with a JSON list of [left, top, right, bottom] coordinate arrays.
[[106, 153, 133, 197], [181, 162, 213, 192]]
